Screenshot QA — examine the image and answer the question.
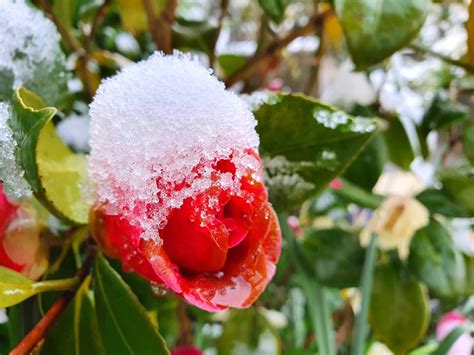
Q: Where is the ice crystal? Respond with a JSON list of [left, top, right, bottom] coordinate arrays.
[[89, 52, 260, 242]]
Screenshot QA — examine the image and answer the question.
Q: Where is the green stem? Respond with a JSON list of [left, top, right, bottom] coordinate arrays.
[[278, 213, 336, 355], [351, 233, 378, 355], [32, 277, 80, 294], [301, 278, 336, 355]]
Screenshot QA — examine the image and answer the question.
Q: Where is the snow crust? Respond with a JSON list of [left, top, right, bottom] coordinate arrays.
[[89, 53, 260, 242]]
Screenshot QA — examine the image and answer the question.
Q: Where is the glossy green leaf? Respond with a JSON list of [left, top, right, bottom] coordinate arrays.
[[416, 189, 470, 218], [300, 228, 365, 288], [217, 308, 280, 355], [40, 276, 106, 355], [344, 133, 386, 191], [421, 95, 470, 133], [257, 0, 290, 24], [254, 93, 378, 211], [9, 88, 89, 225], [409, 219, 466, 300], [440, 166, 474, 215], [463, 125, 474, 164], [369, 263, 430, 354], [0, 267, 34, 308], [383, 116, 414, 170], [93, 254, 170, 355], [335, 0, 429, 68]]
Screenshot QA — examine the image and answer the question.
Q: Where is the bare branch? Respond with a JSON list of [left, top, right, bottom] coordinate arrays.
[[224, 10, 333, 88]]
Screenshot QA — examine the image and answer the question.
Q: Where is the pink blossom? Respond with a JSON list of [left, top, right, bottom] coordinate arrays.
[[436, 311, 473, 355]]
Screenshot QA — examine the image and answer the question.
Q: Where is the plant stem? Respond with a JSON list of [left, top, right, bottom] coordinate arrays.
[[32, 277, 80, 294], [10, 241, 97, 355], [301, 278, 336, 355], [351, 233, 378, 355], [278, 214, 336, 355]]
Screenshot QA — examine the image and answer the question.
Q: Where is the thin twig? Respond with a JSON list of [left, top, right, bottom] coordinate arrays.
[[410, 44, 474, 74], [225, 9, 333, 87], [176, 299, 193, 346], [84, 0, 112, 53], [143, 0, 162, 51], [210, 0, 229, 67], [304, 0, 324, 95], [35, 0, 81, 52], [10, 242, 97, 355], [143, 0, 177, 54]]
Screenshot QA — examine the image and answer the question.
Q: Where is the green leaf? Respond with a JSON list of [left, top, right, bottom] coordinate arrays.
[[0, 267, 34, 308], [416, 189, 470, 218], [465, 255, 474, 296], [383, 116, 414, 170], [369, 263, 430, 354], [335, 0, 429, 68], [440, 166, 474, 216], [254, 93, 378, 211], [93, 253, 170, 355], [172, 20, 217, 56], [344, 133, 386, 191], [257, 0, 290, 24], [409, 219, 466, 300], [40, 276, 106, 355], [0, 265, 80, 308], [463, 125, 474, 164], [300, 228, 365, 288], [421, 95, 470, 133], [9, 88, 90, 225], [217, 308, 280, 355], [334, 178, 383, 209], [218, 54, 248, 78]]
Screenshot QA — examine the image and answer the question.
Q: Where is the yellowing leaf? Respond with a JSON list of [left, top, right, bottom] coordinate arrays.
[[10, 88, 90, 225]]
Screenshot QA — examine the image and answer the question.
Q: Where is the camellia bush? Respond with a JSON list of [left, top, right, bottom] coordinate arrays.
[[0, 0, 473, 354]]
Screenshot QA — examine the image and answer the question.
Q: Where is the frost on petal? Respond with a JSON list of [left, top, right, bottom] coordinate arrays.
[[0, 102, 32, 199], [89, 53, 260, 244], [0, 0, 68, 106]]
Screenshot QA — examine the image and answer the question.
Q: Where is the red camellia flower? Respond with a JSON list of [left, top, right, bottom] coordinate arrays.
[[0, 183, 48, 280], [91, 150, 281, 311], [88, 53, 281, 311], [171, 346, 204, 355]]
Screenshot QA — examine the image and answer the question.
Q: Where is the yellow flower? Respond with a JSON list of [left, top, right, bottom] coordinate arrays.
[[360, 171, 429, 259]]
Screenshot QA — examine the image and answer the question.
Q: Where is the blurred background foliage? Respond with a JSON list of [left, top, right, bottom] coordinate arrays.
[[1, 0, 474, 354]]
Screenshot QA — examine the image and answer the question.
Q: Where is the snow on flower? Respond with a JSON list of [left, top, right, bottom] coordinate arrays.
[[436, 311, 473, 355], [89, 53, 281, 311], [0, 102, 32, 199], [360, 170, 429, 259], [0, 0, 67, 105], [0, 183, 48, 280]]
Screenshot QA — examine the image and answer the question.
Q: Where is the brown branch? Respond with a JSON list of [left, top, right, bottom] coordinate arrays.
[[84, 0, 112, 53], [10, 242, 97, 355], [224, 9, 333, 87], [35, 0, 81, 52], [410, 44, 474, 74], [143, 0, 177, 54], [176, 299, 193, 346], [210, 0, 230, 67]]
